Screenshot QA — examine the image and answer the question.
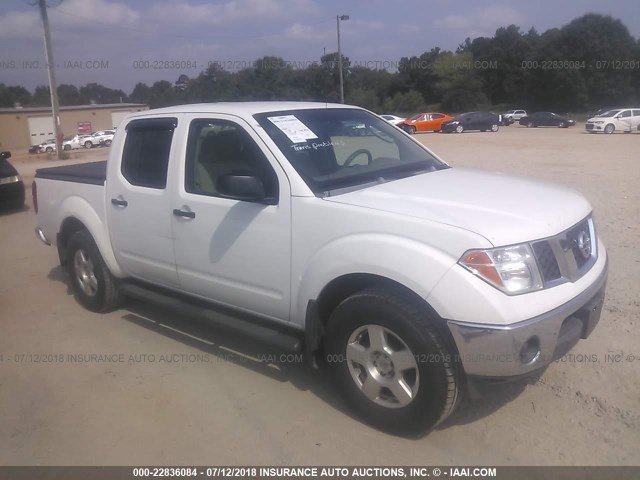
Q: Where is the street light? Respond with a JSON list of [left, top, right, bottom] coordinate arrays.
[[336, 14, 349, 103]]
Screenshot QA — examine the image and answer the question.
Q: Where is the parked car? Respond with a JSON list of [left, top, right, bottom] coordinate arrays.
[[441, 112, 500, 133], [29, 142, 47, 154], [519, 112, 576, 128], [39, 138, 57, 153], [34, 102, 607, 434], [503, 109, 527, 124], [64, 134, 91, 150], [83, 130, 115, 148], [400, 112, 454, 134], [380, 114, 405, 125], [585, 108, 640, 134], [0, 151, 25, 209]]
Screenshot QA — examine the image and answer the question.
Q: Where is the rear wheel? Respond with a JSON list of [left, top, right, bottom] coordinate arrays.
[[84, 141, 93, 148], [45, 147, 53, 153], [67, 230, 122, 312], [526, 122, 534, 128], [325, 287, 459, 434], [63, 144, 71, 151], [104, 139, 112, 146]]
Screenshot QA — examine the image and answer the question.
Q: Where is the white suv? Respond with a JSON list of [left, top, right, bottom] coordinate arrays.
[[586, 108, 640, 134], [83, 130, 116, 148], [503, 109, 527, 124]]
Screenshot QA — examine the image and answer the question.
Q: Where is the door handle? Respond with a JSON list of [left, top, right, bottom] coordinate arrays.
[[173, 209, 195, 219], [111, 198, 128, 207]]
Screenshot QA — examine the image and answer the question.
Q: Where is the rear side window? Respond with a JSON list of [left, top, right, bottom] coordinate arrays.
[[121, 117, 177, 189]]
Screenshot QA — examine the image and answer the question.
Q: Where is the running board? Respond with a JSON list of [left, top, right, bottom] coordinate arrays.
[[119, 283, 302, 354]]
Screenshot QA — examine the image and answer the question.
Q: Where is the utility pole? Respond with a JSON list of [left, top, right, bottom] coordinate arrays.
[[38, 0, 63, 159], [336, 14, 349, 104]]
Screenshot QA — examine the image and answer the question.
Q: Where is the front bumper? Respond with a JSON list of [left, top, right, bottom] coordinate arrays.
[[447, 258, 608, 377]]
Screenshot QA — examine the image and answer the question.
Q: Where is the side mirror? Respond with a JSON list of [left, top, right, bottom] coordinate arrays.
[[0, 151, 11, 160], [217, 173, 271, 203]]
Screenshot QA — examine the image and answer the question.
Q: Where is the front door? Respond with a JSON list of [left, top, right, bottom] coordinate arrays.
[[171, 115, 292, 321]]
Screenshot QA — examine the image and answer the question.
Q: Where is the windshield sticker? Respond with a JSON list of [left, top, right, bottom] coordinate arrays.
[[268, 115, 318, 143], [290, 140, 345, 152]]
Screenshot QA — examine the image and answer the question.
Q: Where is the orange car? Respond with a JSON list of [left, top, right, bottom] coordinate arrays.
[[400, 112, 454, 133]]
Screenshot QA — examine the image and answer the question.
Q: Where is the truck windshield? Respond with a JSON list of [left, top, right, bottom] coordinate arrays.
[[254, 108, 448, 195]]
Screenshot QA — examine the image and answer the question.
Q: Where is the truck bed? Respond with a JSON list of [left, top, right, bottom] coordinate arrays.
[[35, 160, 107, 186]]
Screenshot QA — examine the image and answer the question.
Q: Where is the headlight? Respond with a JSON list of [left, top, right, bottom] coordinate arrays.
[[0, 175, 20, 185], [459, 244, 543, 295], [593, 121, 604, 124]]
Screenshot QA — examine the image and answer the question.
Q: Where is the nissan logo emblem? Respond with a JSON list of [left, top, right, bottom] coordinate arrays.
[[575, 231, 591, 259]]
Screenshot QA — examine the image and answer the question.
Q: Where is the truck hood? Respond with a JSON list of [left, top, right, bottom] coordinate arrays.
[[324, 167, 592, 246]]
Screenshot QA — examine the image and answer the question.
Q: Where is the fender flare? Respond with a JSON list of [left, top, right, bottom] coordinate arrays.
[[58, 195, 125, 278]]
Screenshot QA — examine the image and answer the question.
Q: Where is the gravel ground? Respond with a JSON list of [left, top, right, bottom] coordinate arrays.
[[0, 125, 638, 465]]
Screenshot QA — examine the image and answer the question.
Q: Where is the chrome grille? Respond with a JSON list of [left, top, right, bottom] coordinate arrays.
[[531, 216, 597, 287], [532, 241, 561, 282]]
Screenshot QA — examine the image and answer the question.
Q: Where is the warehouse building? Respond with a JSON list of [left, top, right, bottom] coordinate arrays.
[[0, 103, 149, 151]]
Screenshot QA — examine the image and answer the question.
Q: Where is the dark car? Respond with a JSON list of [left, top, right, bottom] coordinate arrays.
[[0, 151, 25, 210], [519, 112, 576, 128], [440, 111, 501, 133]]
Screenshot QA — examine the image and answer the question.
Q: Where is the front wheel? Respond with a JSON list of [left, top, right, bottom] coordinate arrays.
[[104, 139, 112, 146], [67, 230, 122, 312], [604, 124, 615, 134], [455, 125, 464, 134], [325, 287, 459, 434], [407, 126, 416, 134], [45, 147, 53, 153], [491, 124, 499, 132]]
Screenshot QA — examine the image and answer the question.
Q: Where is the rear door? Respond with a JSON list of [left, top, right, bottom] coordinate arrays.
[[107, 117, 181, 288], [171, 114, 292, 321], [632, 110, 640, 130]]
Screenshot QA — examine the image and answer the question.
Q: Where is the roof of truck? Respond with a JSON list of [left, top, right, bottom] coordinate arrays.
[[131, 101, 353, 118]]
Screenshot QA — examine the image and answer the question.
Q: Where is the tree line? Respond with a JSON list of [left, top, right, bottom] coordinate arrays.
[[1, 14, 639, 114]]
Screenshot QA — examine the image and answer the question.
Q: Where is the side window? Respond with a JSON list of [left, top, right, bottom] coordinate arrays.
[[185, 119, 278, 200], [632, 110, 640, 117], [620, 110, 631, 118], [432, 113, 444, 119], [121, 117, 177, 189]]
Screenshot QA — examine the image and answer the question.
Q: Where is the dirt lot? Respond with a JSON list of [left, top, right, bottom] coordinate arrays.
[[0, 126, 638, 465]]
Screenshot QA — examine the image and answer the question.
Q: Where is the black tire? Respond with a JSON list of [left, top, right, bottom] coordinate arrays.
[[45, 147, 53, 153], [604, 124, 614, 134], [67, 230, 122, 313], [558, 122, 565, 128], [491, 124, 499, 132], [325, 287, 459, 434], [84, 141, 93, 148], [407, 126, 416, 134], [63, 144, 71, 151], [104, 139, 112, 146], [526, 122, 534, 128]]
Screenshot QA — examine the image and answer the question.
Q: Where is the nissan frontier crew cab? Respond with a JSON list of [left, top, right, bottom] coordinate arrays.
[[33, 102, 608, 434]]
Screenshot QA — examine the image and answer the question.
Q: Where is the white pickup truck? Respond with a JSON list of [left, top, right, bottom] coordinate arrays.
[[33, 102, 608, 434]]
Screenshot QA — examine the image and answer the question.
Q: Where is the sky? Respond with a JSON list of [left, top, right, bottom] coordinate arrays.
[[0, 0, 638, 93]]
